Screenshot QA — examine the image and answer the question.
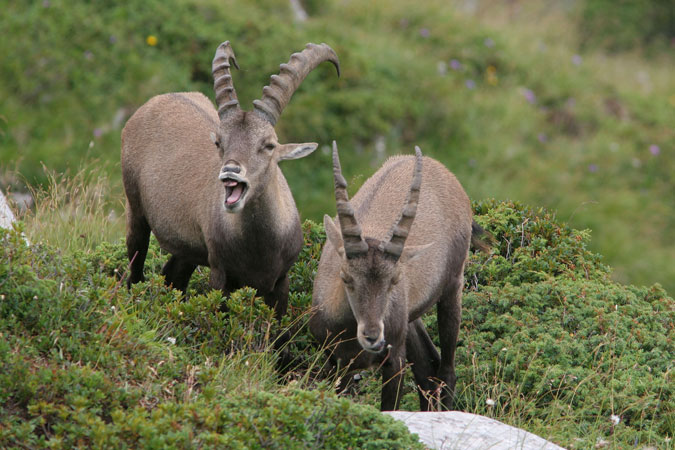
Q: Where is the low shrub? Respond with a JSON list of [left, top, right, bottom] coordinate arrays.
[[1, 200, 672, 448]]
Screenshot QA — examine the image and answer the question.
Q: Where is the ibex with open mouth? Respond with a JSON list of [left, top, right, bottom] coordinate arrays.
[[122, 41, 339, 321], [310, 142, 487, 411]]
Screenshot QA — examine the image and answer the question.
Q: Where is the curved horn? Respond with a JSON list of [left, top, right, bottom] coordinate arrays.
[[253, 43, 340, 125], [382, 146, 424, 259], [332, 141, 368, 258], [212, 41, 241, 120]]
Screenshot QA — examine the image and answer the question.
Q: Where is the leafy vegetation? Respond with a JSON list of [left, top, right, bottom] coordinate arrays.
[[1, 0, 673, 293], [0, 222, 423, 449], [1, 196, 672, 448], [1, 2, 673, 446]]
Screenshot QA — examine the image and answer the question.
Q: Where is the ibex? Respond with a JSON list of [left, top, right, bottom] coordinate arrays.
[[310, 142, 487, 411], [121, 41, 339, 322]]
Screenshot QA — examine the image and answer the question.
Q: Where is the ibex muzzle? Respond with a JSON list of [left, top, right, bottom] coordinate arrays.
[[122, 41, 339, 332]]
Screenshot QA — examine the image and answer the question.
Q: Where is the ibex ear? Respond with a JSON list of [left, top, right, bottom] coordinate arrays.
[[399, 243, 433, 264], [278, 142, 318, 161], [324, 215, 345, 258]]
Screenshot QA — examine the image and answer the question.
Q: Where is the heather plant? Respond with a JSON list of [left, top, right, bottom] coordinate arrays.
[[0, 223, 423, 448], [1, 198, 673, 448]]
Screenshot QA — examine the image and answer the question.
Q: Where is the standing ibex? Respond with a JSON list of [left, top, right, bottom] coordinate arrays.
[[310, 142, 487, 411], [122, 41, 339, 322]]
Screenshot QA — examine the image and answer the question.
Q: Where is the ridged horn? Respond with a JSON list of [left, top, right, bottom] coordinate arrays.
[[253, 43, 340, 125], [332, 141, 368, 258], [212, 41, 241, 120], [382, 146, 424, 259]]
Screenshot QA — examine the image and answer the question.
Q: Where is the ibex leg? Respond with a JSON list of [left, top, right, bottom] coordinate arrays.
[[436, 275, 463, 410], [380, 346, 406, 411], [267, 274, 292, 370], [125, 203, 150, 288], [406, 318, 441, 411], [161, 255, 197, 293]]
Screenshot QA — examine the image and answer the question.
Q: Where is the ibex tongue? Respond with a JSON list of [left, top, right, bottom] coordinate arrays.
[[226, 183, 244, 205]]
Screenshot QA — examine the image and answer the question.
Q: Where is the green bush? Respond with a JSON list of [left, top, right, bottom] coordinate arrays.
[[0, 221, 423, 448], [1, 197, 672, 447], [578, 0, 675, 51]]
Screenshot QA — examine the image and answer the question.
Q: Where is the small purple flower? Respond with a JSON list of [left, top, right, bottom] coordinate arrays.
[[588, 164, 598, 173], [109, 35, 117, 44], [465, 79, 476, 90], [419, 28, 430, 38], [93, 128, 103, 138], [484, 37, 495, 48], [649, 144, 660, 156], [572, 54, 582, 66], [522, 88, 536, 104], [538, 133, 547, 143], [450, 59, 462, 71]]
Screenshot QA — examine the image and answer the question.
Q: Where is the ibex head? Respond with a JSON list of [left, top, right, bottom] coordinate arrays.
[[323, 142, 431, 353], [209, 41, 340, 212]]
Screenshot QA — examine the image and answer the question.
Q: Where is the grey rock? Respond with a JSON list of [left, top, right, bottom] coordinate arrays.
[[384, 411, 565, 450], [0, 190, 17, 229]]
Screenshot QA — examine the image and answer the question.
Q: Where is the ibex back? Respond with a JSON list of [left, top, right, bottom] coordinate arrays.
[[122, 41, 339, 321], [311, 142, 486, 411]]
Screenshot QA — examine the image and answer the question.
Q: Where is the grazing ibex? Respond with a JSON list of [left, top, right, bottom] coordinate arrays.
[[310, 142, 487, 411], [122, 41, 339, 321]]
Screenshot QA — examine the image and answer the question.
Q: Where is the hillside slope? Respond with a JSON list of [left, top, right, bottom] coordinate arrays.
[[1, 201, 672, 448], [1, 0, 672, 291]]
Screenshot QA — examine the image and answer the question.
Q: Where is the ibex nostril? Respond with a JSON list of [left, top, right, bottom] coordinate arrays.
[[364, 334, 382, 346], [222, 165, 240, 174]]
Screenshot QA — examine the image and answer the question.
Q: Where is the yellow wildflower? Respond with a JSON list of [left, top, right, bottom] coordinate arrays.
[[146, 35, 158, 46], [486, 65, 498, 86]]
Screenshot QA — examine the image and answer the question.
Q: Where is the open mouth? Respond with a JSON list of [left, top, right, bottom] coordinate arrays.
[[220, 177, 249, 208]]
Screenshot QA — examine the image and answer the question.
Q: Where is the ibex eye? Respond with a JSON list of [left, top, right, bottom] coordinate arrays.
[[263, 143, 275, 151]]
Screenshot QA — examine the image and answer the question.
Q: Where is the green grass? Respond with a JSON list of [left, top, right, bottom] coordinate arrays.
[[20, 162, 125, 254], [1, 0, 672, 293], [1, 173, 672, 448]]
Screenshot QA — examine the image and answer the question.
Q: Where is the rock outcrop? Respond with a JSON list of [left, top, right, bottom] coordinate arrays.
[[0, 190, 17, 229], [385, 411, 565, 450]]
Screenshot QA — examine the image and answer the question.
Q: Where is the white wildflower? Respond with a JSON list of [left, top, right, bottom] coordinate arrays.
[[610, 414, 621, 425], [166, 337, 176, 345], [486, 398, 495, 407], [595, 437, 610, 448]]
